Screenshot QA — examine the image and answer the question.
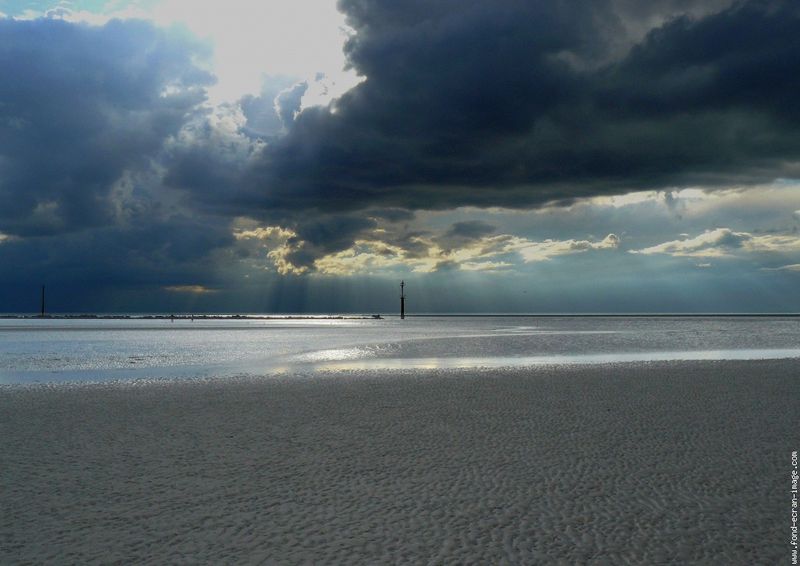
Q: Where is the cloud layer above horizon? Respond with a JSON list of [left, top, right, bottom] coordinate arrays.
[[1, 0, 800, 313]]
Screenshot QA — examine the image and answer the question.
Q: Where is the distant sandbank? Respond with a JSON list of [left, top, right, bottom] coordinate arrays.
[[0, 314, 381, 320]]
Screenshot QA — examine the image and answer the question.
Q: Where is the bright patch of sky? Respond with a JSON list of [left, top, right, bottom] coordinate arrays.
[[0, 0, 361, 104]]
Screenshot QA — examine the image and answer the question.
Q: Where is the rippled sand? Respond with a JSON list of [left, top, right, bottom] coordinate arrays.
[[1, 360, 795, 564]]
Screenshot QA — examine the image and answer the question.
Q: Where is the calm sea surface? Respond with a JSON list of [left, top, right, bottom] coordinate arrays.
[[1, 316, 799, 384]]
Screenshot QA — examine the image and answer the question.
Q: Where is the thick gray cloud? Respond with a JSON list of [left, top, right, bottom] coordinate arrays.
[[239, 76, 307, 138], [158, 0, 800, 266], [205, 0, 800, 219], [0, 17, 233, 309], [434, 220, 497, 252], [0, 18, 214, 237], [285, 214, 378, 269], [0, 212, 234, 307]]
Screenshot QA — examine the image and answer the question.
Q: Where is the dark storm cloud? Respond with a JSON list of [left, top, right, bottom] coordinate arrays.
[[434, 220, 497, 252], [294, 215, 376, 249], [367, 208, 415, 222], [0, 17, 213, 237], [0, 213, 233, 292], [285, 214, 377, 269], [444, 221, 497, 240], [0, 16, 236, 309], [240, 88, 289, 138], [239, 76, 307, 138], [195, 0, 800, 221], [604, 2, 800, 117]]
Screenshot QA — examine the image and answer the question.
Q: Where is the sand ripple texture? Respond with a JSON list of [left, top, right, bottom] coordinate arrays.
[[1, 360, 796, 564]]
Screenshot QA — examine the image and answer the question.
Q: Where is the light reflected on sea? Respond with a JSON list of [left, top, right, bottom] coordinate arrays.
[[308, 349, 800, 372], [2, 316, 800, 384]]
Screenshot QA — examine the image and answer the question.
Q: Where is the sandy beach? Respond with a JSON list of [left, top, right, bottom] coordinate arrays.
[[1, 360, 796, 564]]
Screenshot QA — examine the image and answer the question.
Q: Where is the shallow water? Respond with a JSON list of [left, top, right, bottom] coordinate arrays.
[[2, 316, 799, 384]]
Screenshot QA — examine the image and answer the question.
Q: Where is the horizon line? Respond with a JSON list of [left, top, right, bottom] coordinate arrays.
[[2, 312, 800, 319]]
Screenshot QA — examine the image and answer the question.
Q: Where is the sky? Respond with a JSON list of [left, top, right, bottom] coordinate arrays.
[[1, 0, 800, 313]]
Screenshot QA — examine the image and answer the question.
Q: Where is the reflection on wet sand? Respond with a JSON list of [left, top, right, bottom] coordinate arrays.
[[310, 348, 800, 371]]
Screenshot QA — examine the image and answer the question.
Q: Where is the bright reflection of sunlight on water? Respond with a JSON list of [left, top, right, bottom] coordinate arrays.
[[309, 349, 800, 371], [298, 348, 371, 362]]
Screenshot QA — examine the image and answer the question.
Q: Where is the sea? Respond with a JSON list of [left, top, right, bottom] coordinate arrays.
[[1, 315, 799, 384]]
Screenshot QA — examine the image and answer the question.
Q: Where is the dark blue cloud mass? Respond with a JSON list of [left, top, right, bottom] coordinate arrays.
[[227, 0, 800, 216], [0, 17, 213, 236]]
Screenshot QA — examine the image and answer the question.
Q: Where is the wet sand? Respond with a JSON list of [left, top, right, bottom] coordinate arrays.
[[1, 360, 796, 564]]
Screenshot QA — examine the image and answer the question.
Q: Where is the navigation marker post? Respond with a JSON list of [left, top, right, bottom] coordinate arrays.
[[400, 280, 405, 320]]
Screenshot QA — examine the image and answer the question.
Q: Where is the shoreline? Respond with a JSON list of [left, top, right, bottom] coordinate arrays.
[[2, 313, 800, 319], [0, 314, 382, 321]]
